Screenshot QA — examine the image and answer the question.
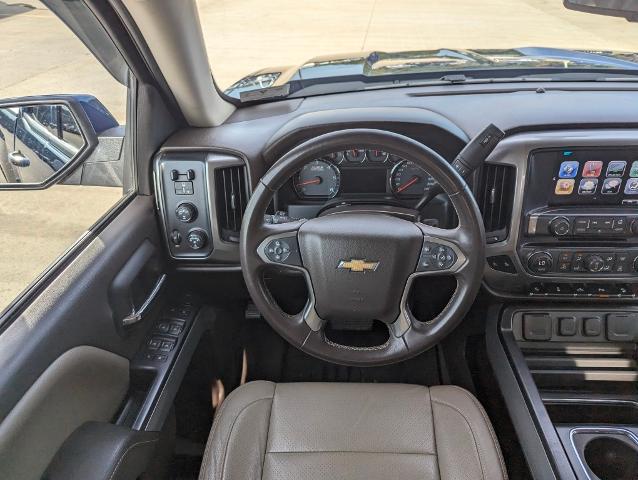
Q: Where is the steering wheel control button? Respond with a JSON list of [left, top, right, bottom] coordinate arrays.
[[187, 229, 208, 250], [418, 241, 456, 271], [266, 239, 292, 262], [263, 236, 302, 266], [176, 203, 197, 222], [527, 251, 553, 274]]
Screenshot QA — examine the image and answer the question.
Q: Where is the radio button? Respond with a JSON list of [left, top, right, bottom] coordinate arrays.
[[574, 218, 590, 228], [549, 217, 571, 236]]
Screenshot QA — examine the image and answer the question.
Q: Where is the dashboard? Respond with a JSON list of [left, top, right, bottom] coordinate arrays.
[[153, 80, 638, 303]]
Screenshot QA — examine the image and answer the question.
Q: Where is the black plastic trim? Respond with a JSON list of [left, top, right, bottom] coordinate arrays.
[[486, 303, 572, 480]]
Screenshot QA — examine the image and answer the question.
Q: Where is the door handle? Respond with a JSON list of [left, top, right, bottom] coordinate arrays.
[[8, 150, 30, 167], [121, 273, 166, 326]]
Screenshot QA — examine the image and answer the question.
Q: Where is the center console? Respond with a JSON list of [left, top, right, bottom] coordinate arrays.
[[483, 131, 638, 300], [488, 305, 638, 480]]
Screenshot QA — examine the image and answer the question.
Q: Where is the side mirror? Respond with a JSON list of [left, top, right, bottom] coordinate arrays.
[[0, 95, 123, 189], [564, 0, 638, 22]]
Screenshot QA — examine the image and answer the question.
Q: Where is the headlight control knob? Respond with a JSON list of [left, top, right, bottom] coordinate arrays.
[[176, 203, 197, 223]]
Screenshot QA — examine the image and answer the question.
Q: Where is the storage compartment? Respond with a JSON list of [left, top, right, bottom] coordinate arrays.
[[584, 436, 638, 480], [545, 400, 638, 425]]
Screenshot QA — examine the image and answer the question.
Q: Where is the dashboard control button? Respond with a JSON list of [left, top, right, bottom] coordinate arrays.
[[176, 203, 197, 223], [545, 283, 573, 295], [558, 261, 572, 272], [528, 252, 553, 274], [559, 317, 577, 336], [617, 284, 633, 296], [186, 169, 196, 180], [558, 251, 573, 262], [549, 217, 570, 236], [174, 181, 194, 195], [187, 230, 208, 250], [584, 254, 605, 273], [523, 314, 552, 341], [573, 284, 588, 296], [631, 219, 638, 235], [487, 255, 516, 274], [170, 169, 179, 181], [529, 283, 545, 295], [607, 313, 637, 342], [588, 284, 611, 296], [583, 317, 603, 337], [170, 230, 182, 246]]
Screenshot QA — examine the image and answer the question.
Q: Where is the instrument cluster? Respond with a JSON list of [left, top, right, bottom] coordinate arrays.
[[292, 149, 437, 200]]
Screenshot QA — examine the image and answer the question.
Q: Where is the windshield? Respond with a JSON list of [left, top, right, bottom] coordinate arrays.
[[197, 0, 638, 101]]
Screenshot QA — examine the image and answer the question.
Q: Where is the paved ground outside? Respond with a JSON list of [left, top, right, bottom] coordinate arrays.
[[2, 0, 638, 309]]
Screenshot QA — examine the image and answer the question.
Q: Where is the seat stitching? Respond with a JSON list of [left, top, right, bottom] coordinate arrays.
[[428, 388, 442, 480], [260, 384, 275, 479], [445, 386, 508, 479], [432, 399, 486, 480], [265, 450, 436, 455], [108, 438, 159, 480], [218, 397, 273, 480], [204, 383, 273, 480]]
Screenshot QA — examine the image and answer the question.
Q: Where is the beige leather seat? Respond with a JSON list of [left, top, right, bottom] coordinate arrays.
[[199, 381, 507, 480]]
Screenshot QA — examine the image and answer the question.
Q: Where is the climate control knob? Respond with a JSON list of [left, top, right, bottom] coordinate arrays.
[[549, 216, 571, 236], [187, 229, 208, 250], [528, 251, 553, 274], [176, 203, 197, 223], [585, 254, 605, 273]]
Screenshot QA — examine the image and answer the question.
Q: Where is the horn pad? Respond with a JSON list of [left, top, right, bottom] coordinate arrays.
[[298, 213, 422, 324]]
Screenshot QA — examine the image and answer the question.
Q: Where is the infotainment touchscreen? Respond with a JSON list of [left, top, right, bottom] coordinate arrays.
[[528, 148, 638, 207]]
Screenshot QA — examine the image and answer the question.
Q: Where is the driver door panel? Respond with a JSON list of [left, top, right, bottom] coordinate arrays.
[[0, 196, 164, 480]]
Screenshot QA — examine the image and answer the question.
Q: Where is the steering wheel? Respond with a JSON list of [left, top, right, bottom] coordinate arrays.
[[240, 129, 485, 366]]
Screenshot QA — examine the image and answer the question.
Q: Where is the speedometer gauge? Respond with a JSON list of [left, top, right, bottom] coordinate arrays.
[[294, 159, 341, 198], [391, 160, 437, 198]]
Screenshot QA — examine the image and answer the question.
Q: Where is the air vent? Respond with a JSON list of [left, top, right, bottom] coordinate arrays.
[[477, 163, 515, 243], [215, 165, 248, 242]]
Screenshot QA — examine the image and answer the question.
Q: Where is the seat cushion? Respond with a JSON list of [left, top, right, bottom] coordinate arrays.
[[199, 381, 507, 480]]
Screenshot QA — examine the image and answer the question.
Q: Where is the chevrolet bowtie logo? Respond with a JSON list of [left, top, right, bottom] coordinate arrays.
[[337, 259, 380, 272]]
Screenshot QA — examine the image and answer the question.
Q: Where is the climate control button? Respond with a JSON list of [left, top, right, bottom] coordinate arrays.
[[528, 251, 553, 274], [584, 254, 605, 273]]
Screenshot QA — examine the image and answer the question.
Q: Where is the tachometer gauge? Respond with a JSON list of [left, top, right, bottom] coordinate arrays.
[[344, 148, 366, 163], [323, 151, 344, 164], [367, 149, 389, 163], [391, 160, 437, 198], [294, 159, 341, 198]]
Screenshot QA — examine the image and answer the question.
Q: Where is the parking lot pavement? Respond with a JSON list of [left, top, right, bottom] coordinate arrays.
[[2, 0, 638, 310]]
